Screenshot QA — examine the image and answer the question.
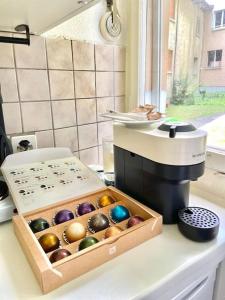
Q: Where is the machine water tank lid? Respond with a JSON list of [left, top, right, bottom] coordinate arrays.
[[158, 122, 197, 138]]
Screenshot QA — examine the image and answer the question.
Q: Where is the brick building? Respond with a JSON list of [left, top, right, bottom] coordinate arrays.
[[200, 3, 225, 92], [166, 0, 213, 101]]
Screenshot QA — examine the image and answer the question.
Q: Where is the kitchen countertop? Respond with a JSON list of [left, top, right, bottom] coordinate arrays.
[[1, 194, 225, 300]]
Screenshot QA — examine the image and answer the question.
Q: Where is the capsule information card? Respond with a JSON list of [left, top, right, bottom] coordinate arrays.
[[1, 156, 104, 214]]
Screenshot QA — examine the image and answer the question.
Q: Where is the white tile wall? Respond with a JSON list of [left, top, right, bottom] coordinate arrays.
[[78, 123, 98, 150], [14, 36, 47, 69], [49, 70, 74, 100], [52, 100, 76, 129], [2, 103, 22, 134], [73, 41, 95, 71], [0, 35, 126, 165], [76, 98, 97, 125], [54, 127, 78, 151], [46, 39, 73, 70], [21, 102, 52, 132], [17, 69, 50, 101], [0, 69, 19, 102], [96, 72, 114, 97], [0, 42, 14, 68], [35, 130, 54, 148], [74, 71, 96, 99]]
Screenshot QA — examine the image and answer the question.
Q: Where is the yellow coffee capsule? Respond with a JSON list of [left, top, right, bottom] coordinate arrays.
[[97, 195, 115, 208]]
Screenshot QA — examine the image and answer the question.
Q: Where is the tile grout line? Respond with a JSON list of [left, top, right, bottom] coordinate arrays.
[[0, 67, 125, 72], [44, 38, 56, 148], [1, 94, 126, 105], [94, 43, 100, 165], [2, 94, 126, 105], [12, 43, 25, 134], [113, 46, 116, 112], [71, 40, 80, 157], [75, 145, 99, 153]]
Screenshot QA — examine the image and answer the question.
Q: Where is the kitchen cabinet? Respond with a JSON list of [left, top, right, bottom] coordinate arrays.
[[0, 0, 101, 34]]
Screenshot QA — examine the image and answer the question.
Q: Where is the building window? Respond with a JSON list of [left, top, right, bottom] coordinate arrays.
[[196, 16, 201, 36], [168, 50, 173, 73], [208, 50, 222, 68], [193, 57, 198, 76], [214, 10, 225, 28]]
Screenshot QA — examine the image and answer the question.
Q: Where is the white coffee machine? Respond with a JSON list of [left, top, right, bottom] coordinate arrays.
[[113, 121, 207, 224]]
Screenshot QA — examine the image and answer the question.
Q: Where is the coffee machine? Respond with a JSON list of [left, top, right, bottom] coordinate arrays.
[[114, 122, 207, 224]]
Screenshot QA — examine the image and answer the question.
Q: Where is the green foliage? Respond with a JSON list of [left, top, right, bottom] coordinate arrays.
[[171, 78, 225, 108], [171, 79, 198, 105], [167, 98, 225, 122]]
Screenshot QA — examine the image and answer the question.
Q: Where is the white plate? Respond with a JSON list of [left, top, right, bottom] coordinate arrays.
[[100, 112, 164, 128], [116, 119, 164, 128]]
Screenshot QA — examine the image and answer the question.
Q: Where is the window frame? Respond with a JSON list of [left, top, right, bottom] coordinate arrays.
[[207, 49, 223, 68], [142, 0, 168, 113], [213, 9, 225, 29]]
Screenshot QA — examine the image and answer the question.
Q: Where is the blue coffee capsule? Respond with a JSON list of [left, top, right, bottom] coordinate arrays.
[[110, 205, 130, 223]]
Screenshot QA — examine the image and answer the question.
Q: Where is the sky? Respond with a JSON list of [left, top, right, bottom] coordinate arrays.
[[206, 0, 225, 10]]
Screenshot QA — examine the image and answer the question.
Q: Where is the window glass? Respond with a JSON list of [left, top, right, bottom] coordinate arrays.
[[196, 17, 201, 36], [193, 57, 198, 76], [216, 49, 222, 61], [208, 50, 215, 66], [163, 0, 225, 151], [215, 10, 222, 27]]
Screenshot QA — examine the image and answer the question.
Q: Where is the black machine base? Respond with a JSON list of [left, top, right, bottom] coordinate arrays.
[[114, 146, 205, 224]]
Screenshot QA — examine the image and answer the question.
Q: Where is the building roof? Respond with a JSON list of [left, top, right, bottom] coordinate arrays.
[[192, 0, 214, 11]]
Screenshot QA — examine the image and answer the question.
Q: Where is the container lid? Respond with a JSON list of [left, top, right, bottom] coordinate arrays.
[[1, 156, 105, 214], [178, 207, 220, 242]]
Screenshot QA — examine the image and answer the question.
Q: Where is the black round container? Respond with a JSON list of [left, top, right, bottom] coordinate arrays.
[[178, 207, 220, 242]]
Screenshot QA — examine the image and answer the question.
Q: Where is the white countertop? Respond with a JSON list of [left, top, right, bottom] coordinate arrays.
[[1, 194, 225, 300]]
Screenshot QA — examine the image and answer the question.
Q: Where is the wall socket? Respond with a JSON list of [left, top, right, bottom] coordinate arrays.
[[11, 135, 37, 153]]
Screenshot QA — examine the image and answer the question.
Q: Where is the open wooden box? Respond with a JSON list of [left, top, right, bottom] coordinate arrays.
[[13, 186, 162, 294]]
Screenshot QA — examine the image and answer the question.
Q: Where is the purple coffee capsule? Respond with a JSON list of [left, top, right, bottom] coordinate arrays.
[[76, 202, 95, 217], [53, 209, 74, 225]]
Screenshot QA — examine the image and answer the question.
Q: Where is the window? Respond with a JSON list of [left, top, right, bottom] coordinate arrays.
[[193, 57, 198, 76], [168, 50, 173, 73], [214, 10, 225, 29], [140, 0, 225, 153], [208, 50, 222, 68], [196, 17, 201, 37]]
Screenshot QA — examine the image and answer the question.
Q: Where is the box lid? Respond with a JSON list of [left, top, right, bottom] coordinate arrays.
[[1, 156, 105, 214]]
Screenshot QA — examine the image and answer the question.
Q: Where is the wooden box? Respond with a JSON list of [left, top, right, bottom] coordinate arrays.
[[13, 186, 162, 294]]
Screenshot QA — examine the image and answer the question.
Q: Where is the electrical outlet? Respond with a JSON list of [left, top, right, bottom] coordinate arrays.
[[11, 135, 37, 153]]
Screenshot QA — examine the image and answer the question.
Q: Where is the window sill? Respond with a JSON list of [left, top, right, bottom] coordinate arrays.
[[212, 26, 225, 32], [201, 66, 222, 70], [191, 149, 225, 207], [206, 147, 225, 173]]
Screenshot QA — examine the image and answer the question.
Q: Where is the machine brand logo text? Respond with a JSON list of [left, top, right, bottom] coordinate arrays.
[[192, 152, 205, 158]]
